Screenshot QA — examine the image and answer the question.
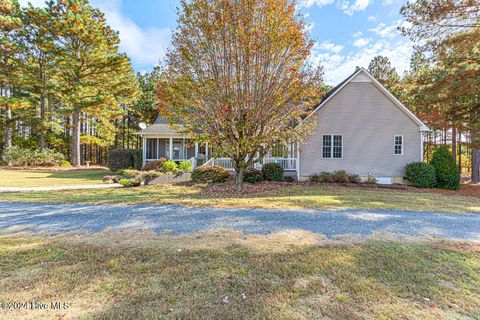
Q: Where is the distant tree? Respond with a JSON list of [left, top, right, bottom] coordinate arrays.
[[160, 0, 323, 190], [401, 0, 480, 182], [19, 5, 57, 151], [132, 66, 163, 124], [367, 55, 400, 94], [48, 0, 138, 166], [0, 0, 26, 150]]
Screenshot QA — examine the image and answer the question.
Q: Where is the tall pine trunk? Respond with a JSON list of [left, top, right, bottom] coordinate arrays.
[[71, 110, 81, 166], [39, 95, 46, 152], [451, 127, 456, 164], [4, 85, 12, 149], [472, 147, 480, 183]]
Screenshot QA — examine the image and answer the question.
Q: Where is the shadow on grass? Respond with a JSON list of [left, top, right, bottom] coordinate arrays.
[[0, 237, 479, 319]]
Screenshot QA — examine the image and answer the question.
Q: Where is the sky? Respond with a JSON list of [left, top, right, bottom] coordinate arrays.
[[19, 0, 413, 85]]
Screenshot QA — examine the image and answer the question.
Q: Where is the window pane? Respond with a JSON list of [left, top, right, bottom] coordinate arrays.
[[333, 135, 342, 158], [322, 135, 331, 158], [394, 136, 403, 155]]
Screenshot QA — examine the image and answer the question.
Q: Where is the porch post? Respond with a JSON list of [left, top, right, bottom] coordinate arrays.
[[206, 142, 209, 159], [195, 142, 199, 158], [296, 141, 300, 181], [142, 136, 146, 167], [169, 137, 173, 160]]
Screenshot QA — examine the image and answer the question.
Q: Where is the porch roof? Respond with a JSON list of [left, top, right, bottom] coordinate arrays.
[[138, 114, 185, 136]]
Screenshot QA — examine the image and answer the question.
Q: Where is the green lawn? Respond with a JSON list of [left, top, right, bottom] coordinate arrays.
[[0, 169, 112, 187], [2, 183, 480, 213], [1, 233, 479, 319]]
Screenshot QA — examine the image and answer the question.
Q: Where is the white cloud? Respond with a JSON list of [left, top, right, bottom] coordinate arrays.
[[340, 0, 372, 15], [382, 0, 394, 4], [352, 31, 363, 38], [369, 21, 399, 38], [353, 37, 370, 47], [91, 0, 171, 69], [301, 0, 336, 7], [318, 41, 344, 53], [312, 37, 413, 84], [18, 0, 47, 7], [367, 16, 377, 22]]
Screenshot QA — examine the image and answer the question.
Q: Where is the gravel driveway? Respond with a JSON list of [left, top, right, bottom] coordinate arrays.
[[1, 202, 479, 241]]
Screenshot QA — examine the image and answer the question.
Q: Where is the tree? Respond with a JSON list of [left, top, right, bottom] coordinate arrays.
[[19, 4, 57, 151], [401, 0, 480, 182], [0, 0, 25, 150], [48, 0, 138, 166], [160, 0, 323, 190], [132, 66, 163, 125], [367, 55, 400, 94]]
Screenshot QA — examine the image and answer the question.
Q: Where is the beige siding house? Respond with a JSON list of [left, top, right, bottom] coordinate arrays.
[[138, 68, 430, 184]]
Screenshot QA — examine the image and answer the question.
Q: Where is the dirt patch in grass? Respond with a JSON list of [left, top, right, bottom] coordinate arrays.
[[0, 232, 479, 319]]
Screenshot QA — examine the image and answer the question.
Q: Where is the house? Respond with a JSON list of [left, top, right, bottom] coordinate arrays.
[[138, 68, 430, 184]]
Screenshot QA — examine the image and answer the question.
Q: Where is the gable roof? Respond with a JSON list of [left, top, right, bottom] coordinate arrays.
[[138, 114, 185, 135], [302, 68, 431, 132]]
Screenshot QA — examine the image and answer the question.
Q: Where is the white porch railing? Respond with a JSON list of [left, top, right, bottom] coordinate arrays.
[[203, 157, 297, 171], [261, 158, 297, 170]]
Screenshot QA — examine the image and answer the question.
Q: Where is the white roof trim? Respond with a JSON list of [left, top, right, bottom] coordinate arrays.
[[302, 68, 431, 132]]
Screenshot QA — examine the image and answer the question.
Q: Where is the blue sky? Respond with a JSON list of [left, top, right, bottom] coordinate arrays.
[[20, 0, 413, 85]]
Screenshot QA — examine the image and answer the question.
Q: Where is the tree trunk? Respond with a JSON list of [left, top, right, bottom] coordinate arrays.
[[458, 131, 462, 173], [39, 95, 47, 152], [5, 106, 12, 149], [71, 110, 81, 166], [235, 168, 244, 191], [451, 127, 456, 164], [472, 147, 480, 183]]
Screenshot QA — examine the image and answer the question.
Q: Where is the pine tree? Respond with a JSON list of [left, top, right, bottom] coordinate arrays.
[[48, 0, 138, 166]]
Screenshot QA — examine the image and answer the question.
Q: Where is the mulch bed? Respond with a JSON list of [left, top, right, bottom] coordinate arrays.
[[203, 181, 480, 198]]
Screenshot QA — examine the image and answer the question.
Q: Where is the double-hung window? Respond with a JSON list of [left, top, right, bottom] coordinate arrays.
[[322, 135, 342, 159], [394, 135, 403, 155]]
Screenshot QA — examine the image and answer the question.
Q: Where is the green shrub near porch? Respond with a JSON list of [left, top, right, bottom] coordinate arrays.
[[405, 162, 437, 188], [262, 163, 284, 181]]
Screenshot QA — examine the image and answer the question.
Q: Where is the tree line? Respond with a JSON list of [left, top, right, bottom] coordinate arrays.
[[0, 0, 160, 166]]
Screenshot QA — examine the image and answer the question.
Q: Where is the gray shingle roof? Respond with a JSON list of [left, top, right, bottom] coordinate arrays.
[[138, 114, 185, 135]]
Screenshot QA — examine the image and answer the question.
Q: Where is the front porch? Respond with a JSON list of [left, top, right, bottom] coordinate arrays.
[[141, 135, 299, 176]]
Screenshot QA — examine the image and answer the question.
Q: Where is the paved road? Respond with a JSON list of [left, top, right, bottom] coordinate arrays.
[[0, 202, 479, 241]]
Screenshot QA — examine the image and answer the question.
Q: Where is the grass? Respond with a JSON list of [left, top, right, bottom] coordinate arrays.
[[0, 169, 112, 188], [2, 183, 480, 213], [0, 232, 479, 319]]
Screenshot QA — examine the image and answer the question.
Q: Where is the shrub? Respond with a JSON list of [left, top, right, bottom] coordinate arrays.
[[161, 160, 178, 173], [103, 175, 122, 184], [348, 174, 361, 183], [60, 160, 72, 167], [405, 162, 437, 188], [118, 178, 142, 187], [283, 176, 296, 183], [141, 158, 167, 172], [119, 169, 142, 179], [243, 168, 264, 184], [108, 149, 134, 170], [332, 170, 349, 183], [430, 146, 460, 190], [1, 146, 65, 166], [138, 171, 161, 185], [309, 172, 333, 183], [262, 163, 284, 181], [366, 176, 377, 184], [192, 166, 230, 183], [178, 160, 193, 172]]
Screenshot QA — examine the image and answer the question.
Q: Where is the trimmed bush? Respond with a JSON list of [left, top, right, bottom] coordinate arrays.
[[118, 169, 142, 179], [60, 160, 72, 167], [142, 158, 167, 172], [192, 165, 230, 183], [366, 176, 377, 184], [108, 149, 134, 170], [405, 162, 437, 188], [131, 149, 143, 170], [348, 174, 361, 183], [332, 170, 349, 183], [161, 160, 178, 173], [2, 146, 65, 166], [243, 168, 264, 184], [178, 160, 193, 172], [430, 146, 460, 190], [283, 176, 296, 183], [262, 163, 284, 181], [118, 178, 142, 187], [309, 172, 333, 183]]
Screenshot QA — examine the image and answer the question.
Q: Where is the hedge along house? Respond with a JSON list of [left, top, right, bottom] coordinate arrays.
[[138, 68, 430, 183]]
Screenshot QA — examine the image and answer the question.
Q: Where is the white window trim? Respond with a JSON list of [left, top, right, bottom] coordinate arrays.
[[322, 134, 343, 159], [394, 135, 404, 156]]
